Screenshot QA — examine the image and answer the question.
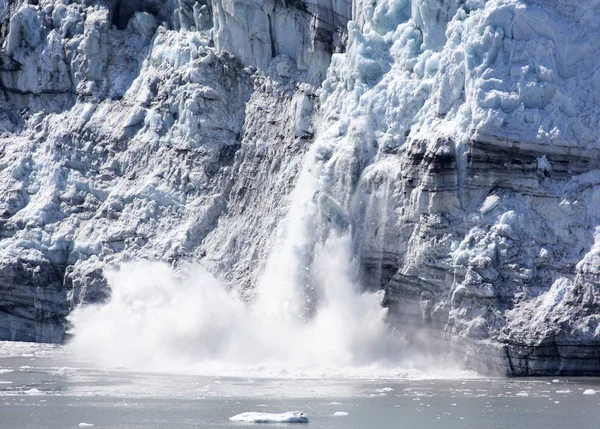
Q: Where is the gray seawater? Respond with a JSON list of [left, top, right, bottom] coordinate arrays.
[[2, 342, 600, 429]]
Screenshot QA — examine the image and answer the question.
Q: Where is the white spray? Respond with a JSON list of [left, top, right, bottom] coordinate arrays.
[[68, 125, 414, 377]]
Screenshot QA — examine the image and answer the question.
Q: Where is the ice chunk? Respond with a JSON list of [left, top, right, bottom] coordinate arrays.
[[515, 391, 529, 397], [479, 195, 500, 214], [313, 191, 349, 231], [78, 424, 94, 428], [377, 387, 394, 393], [229, 412, 309, 423], [537, 155, 552, 175], [333, 411, 349, 416], [583, 389, 597, 395]]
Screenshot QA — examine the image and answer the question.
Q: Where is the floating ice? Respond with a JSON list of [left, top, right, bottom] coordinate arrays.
[[583, 389, 597, 395], [333, 411, 349, 417], [78, 424, 94, 427], [515, 392, 529, 397], [229, 412, 309, 423]]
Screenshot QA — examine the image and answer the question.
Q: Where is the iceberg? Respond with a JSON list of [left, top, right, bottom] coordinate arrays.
[[229, 411, 309, 423]]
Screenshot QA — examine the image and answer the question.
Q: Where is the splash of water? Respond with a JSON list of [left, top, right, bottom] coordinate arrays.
[[69, 233, 409, 377], [68, 105, 460, 379]]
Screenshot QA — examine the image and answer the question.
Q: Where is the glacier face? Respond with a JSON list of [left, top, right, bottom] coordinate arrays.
[[319, 0, 600, 375], [0, 0, 600, 375]]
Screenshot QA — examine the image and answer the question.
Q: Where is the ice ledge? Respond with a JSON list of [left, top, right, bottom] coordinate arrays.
[[211, 0, 351, 83]]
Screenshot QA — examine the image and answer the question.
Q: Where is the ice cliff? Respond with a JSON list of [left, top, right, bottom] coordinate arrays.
[[1, 0, 600, 376]]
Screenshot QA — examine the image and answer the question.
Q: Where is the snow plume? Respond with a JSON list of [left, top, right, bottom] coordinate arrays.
[[68, 111, 440, 378], [68, 102, 467, 378], [68, 138, 410, 377], [68, 239, 410, 377]]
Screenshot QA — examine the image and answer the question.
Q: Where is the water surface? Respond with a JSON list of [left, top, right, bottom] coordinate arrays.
[[1, 342, 599, 429]]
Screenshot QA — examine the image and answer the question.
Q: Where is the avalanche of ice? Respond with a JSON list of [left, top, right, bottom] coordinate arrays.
[[0, 0, 599, 378]]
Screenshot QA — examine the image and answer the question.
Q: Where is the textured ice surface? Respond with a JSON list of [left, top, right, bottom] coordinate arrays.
[[309, 0, 600, 374], [0, 0, 600, 376], [229, 411, 309, 423]]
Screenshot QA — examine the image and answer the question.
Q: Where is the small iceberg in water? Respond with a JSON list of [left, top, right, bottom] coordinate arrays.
[[229, 411, 309, 423]]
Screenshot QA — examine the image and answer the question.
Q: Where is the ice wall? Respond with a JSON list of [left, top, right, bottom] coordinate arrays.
[[0, 0, 600, 376], [312, 0, 600, 374], [0, 0, 334, 343], [211, 0, 352, 82], [0, 0, 254, 341]]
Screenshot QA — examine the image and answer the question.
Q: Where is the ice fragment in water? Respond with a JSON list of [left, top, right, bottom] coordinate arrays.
[[78, 424, 94, 428], [583, 389, 597, 395], [333, 411, 349, 416], [229, 411, 309, 423], [377, 387, 394, 392]]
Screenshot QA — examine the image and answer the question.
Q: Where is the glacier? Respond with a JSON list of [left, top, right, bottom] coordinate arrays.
[[0, 0, 599, 376]]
